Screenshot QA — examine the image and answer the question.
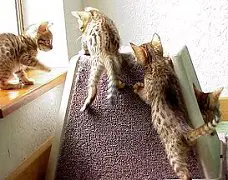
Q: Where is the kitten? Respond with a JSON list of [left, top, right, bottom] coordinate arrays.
[[130, 33, 221, 180], [72, 7, 125, 111], [0, 22, 52, 90], [193, 84, 223, 124]]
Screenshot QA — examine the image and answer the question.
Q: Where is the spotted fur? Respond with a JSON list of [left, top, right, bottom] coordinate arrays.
[[193, 84, 223, 124], [192, 85, 223, 136], [0, 22, 53, 90], [72, 7, 125, 111], [131, 33, 222, 180]]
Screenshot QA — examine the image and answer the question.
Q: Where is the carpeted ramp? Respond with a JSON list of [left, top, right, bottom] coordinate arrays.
[[55, 53, 205, 180]]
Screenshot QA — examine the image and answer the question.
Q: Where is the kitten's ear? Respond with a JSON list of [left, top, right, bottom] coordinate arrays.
[[130, 43, 146, 64], [71, 11, 82, 19], [151, 33, 163, 56], [71, 11, 89, 20], [212, 87, 224, 101], [84, 7, 99, 12], [38, 22, 48, 33], [47, 21, 54, 28]]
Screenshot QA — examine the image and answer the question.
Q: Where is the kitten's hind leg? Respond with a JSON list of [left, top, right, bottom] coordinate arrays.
[[0, 70, 23, 89], [0, 82, 23, 90], [113, 55, 125, 89], [0, 76, 23, 89], [80, 62, 103, 111], [0, 81, 23, 89], [15, 70, 34, 85]]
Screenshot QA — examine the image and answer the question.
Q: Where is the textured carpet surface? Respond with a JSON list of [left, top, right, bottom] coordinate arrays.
[[55, 53, 204, 180]]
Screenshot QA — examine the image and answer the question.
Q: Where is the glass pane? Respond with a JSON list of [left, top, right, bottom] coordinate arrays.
[[23, 0, 69, 67], [0, 1, 18, 34]]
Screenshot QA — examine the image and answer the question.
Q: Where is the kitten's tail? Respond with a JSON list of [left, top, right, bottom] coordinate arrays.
[[186, 116, 220, 142], [103, 54, 124, 104]]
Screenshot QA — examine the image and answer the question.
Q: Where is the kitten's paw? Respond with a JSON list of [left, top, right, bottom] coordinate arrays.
[[116, 80, 125, 89], [40, 66, 51, 72], [80, 101, 90, 112], [1, 83, 24, 90], [23, 81, 34, 85], [79, 49, 90, 56], [45, 67, 51, 72], [14, 83, 24, 89], [133, 82, 144, 93]]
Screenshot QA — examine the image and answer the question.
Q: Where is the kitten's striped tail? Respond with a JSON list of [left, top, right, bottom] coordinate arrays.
[[103, 55, 120, 104], [186, 116, 220, 142]]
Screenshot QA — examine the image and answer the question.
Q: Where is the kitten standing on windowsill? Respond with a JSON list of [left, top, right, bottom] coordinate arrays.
[[0, 21, 53, 90]]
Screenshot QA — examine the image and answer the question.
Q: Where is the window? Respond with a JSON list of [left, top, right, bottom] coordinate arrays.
[[0, 1, 67, 117], [0, 0, 69, 67], [22, 0, 69, 67], [0, 1, 18, 34]]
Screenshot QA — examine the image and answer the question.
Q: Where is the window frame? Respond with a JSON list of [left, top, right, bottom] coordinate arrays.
[[15, 0, 25, 35]]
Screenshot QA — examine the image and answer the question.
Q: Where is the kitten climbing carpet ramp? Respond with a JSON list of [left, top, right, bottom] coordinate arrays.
[[50, 47, 226, 180]]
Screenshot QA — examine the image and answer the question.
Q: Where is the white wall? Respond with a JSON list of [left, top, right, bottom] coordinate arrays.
[[63, 0, 84, 58], [83, 0, 228, 96], [0, 85, 63, 179]]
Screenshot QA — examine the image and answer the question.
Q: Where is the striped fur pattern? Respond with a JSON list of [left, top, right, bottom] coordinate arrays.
[[0, 22, 52, 90], [130, 33, 222, 180], [192, 85, 223, 136], [72, 7, 125, 111]]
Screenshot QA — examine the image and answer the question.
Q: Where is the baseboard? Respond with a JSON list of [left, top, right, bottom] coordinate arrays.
[[6, 136, 53, 180], [220, 98, 228, 121]]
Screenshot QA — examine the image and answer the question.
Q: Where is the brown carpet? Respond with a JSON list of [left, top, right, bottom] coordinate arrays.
[[55, 53, 204, 180]]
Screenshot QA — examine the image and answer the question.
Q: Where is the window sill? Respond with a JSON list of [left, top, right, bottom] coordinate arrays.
[[0, 68, 67, 118], [220, 97, 228, 121]]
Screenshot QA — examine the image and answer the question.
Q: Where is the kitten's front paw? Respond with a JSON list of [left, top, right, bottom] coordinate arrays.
[[133, 82, 144, 93], [44, 67, 51, 72], [79, 49, 90, 56], [23, 80, 34, 85]]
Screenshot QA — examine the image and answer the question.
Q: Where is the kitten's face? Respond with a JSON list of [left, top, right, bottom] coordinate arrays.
[[71, 11, 91, 33], [36, 22, 53, 52], [130, 33, 164, 66], [194, 85, 223, 123]]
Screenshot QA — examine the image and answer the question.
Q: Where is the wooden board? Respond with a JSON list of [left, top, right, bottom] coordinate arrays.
[[0, 68, 66, 118]]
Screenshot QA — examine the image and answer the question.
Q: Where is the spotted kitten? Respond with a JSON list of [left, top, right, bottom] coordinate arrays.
[[130, 33, 221, 180], [193, 84, 223, 124], [0, 22, 52, 90], [72, 7, 125, 111]]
